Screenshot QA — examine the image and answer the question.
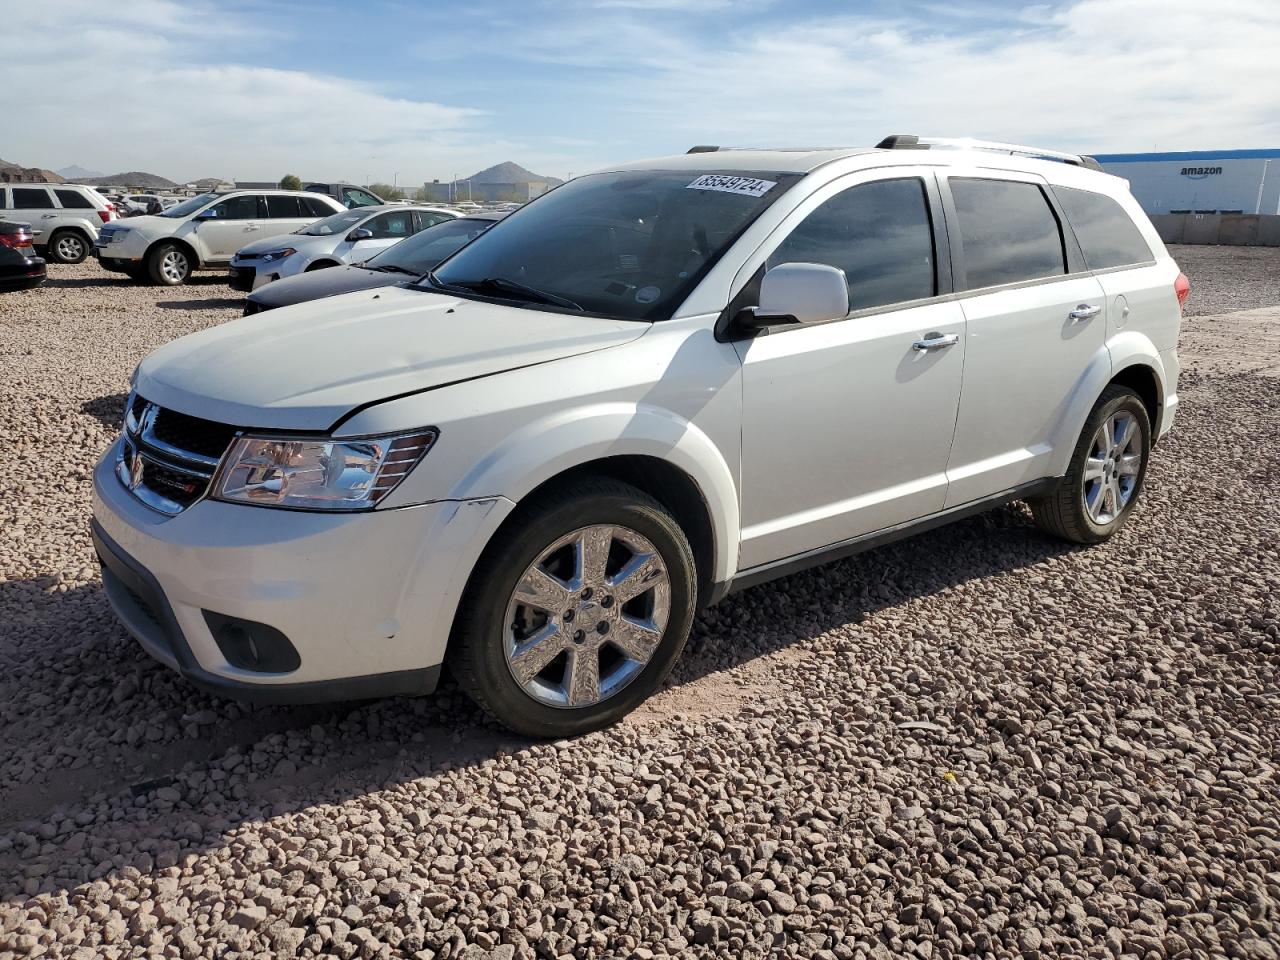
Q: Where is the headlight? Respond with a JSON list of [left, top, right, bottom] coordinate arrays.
[[259, 247, 296, 263], [213, 430, 438, 510]]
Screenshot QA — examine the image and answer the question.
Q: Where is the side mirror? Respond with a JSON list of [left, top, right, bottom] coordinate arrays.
[[347, 227, 374, 242], [739, 262, 850, 328]]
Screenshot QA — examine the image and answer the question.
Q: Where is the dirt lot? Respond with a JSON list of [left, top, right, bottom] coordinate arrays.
[[1, 248, 1278, 959]]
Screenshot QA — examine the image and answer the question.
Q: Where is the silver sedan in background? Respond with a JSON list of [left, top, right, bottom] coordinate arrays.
[[228, 204, 457, 291]]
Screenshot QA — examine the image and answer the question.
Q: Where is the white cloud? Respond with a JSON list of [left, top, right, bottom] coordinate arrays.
[[3, 0, 1278, 183], [503, 0, 1280, 158], [0, 0, 487, 183]]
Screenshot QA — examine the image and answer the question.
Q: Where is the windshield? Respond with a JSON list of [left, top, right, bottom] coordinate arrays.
[[368, 217, 498, 273], [299, 210, 368, 236], [428, 169, 797, 320], [161, 194, 216, 218]]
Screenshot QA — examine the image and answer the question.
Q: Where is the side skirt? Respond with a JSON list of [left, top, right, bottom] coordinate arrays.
[[719, 477, 1060, 597]]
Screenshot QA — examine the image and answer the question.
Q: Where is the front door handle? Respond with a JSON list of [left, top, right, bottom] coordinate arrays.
[[912, 332, 960, 352], [1069, 303, 1102, 322]]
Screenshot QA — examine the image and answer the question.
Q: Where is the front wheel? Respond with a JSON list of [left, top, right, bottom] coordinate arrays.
[[1030, 385, 1151, 544], [449, 479, 697, 737], [148, 243, 192, 285]]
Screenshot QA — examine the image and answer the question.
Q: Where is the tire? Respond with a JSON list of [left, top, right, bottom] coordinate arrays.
[[1029, 385, 1151, 544], [148, 243, 192, 286], [47, 230, 89, 264], [449, 478, 697, 737]]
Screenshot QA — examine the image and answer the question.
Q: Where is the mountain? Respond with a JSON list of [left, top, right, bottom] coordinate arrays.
[[57, 164, 105, 180], [93, 171, 177, 189], [0, 157, 65, 183], [467, 161, 562, 186]]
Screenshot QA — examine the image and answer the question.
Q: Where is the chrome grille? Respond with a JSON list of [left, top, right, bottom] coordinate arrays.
[[116, 394, 239, 515]]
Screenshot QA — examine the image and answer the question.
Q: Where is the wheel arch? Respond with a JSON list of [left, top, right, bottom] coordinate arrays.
[[1109, 362, 1163, 439], [145, 235, 200, 269], [305, 259, 339, 271], [487, 454, 719, 609]]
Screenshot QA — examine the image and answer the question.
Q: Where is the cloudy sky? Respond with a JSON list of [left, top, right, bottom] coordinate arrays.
[[5, 0, 1280, 185]]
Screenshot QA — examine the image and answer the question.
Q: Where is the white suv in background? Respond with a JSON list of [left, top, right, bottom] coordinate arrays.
[[94, 190, 345, 285], [228, 204, 457, 291], [92, 136, 1185, 736], [0, 183, 116, 263]]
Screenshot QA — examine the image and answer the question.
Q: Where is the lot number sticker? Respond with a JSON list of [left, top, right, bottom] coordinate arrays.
[[686, 175, 777, 198]]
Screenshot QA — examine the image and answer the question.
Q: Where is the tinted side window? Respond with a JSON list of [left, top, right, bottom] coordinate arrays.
[[265, 195, 304, 218], [950, 178, 1065, 290], [1055, 186, 1153, 270], [767, 178, 936, 311], [208, 195, 263, 219], [414, 211, 452, 231], [303, 196, 335, 217], [12, 188, 53, 209], [365, 211, 414, 239], [55, 189, 94, 209]]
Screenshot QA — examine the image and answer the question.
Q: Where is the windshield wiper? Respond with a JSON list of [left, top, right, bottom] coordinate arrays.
[[366, 263, 418, 275], [445, 276, 584, 312]]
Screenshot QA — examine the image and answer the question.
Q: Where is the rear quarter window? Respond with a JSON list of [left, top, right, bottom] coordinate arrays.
[[1055, 186, 1153, 270], [55, 189, 95, 209], [950, 178, 1065, 290]]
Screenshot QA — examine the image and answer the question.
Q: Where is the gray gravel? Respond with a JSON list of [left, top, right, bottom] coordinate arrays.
[[2, 259, 1279, 959], [1169, 243, 1280, 316]]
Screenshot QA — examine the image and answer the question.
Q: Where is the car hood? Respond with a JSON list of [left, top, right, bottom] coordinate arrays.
[[236, 232, 336, 257], [248, 264, 397, 308], [134, 286, 649, 431]]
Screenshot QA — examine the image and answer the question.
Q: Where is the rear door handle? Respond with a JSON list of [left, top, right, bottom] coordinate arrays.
[[1069, 303, 1102, 322], [41, 214, 56, 219], [912, 332, 960, 352]]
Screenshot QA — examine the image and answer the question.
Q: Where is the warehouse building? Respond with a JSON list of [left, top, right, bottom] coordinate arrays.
[[1093, 149, 1280, 215]]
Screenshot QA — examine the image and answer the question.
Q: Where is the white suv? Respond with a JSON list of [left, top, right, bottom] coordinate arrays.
[[92, 136, 1185, 736], [0, 183, 116, 263], [94, 190, 345, 285]]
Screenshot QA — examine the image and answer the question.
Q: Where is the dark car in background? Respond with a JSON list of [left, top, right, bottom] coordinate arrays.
[[0, 221, 47, 292], [243, 212, 505, 315]]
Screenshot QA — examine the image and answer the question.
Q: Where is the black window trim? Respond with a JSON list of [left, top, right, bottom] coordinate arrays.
[[938, 172, 1087, 295], [718, 170, 955, 341], [1047, 184, 1157, 274]]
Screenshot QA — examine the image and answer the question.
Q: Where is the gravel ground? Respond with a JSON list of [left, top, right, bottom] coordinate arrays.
[[1, 258, 1278, 959]]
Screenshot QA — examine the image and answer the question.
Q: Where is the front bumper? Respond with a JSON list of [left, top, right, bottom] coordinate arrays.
[[91, 442, 515, 702], [227, 264, 257, 292]]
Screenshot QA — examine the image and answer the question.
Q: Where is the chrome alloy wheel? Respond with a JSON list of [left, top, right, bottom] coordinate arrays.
[[503, 524, 670, 709], [1083, 411, 1142, 524], [55, 235, 85, 261], [160, 249, 189, 283]]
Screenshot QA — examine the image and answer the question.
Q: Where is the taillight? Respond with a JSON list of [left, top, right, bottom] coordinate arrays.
[[0, 232, 33, 249], [97, 209, 111, 223], [1174, 272, 1191, 312]]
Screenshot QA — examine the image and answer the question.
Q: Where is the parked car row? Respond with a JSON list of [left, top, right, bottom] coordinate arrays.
[[89, 137, 1188, 737], [0, 183, 116, 263]]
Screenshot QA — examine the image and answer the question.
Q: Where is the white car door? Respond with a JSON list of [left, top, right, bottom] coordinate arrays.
[[194, 194, 267, 261], [8, 185, 59, 242], [734, 170, 967, 569], [333, 209, 418, 263], [939, 171, 1108, 507]]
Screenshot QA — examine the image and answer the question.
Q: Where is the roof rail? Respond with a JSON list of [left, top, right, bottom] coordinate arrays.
[[875, 134, 1102, 171], [687, 145, 722, 154]]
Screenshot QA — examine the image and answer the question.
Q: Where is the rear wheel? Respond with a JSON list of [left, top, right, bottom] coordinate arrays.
[[47, 230, 88, 264], [1030, 385, 1151, 544], [148, 243, 192, 285], [449, 479, 696, 737]]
